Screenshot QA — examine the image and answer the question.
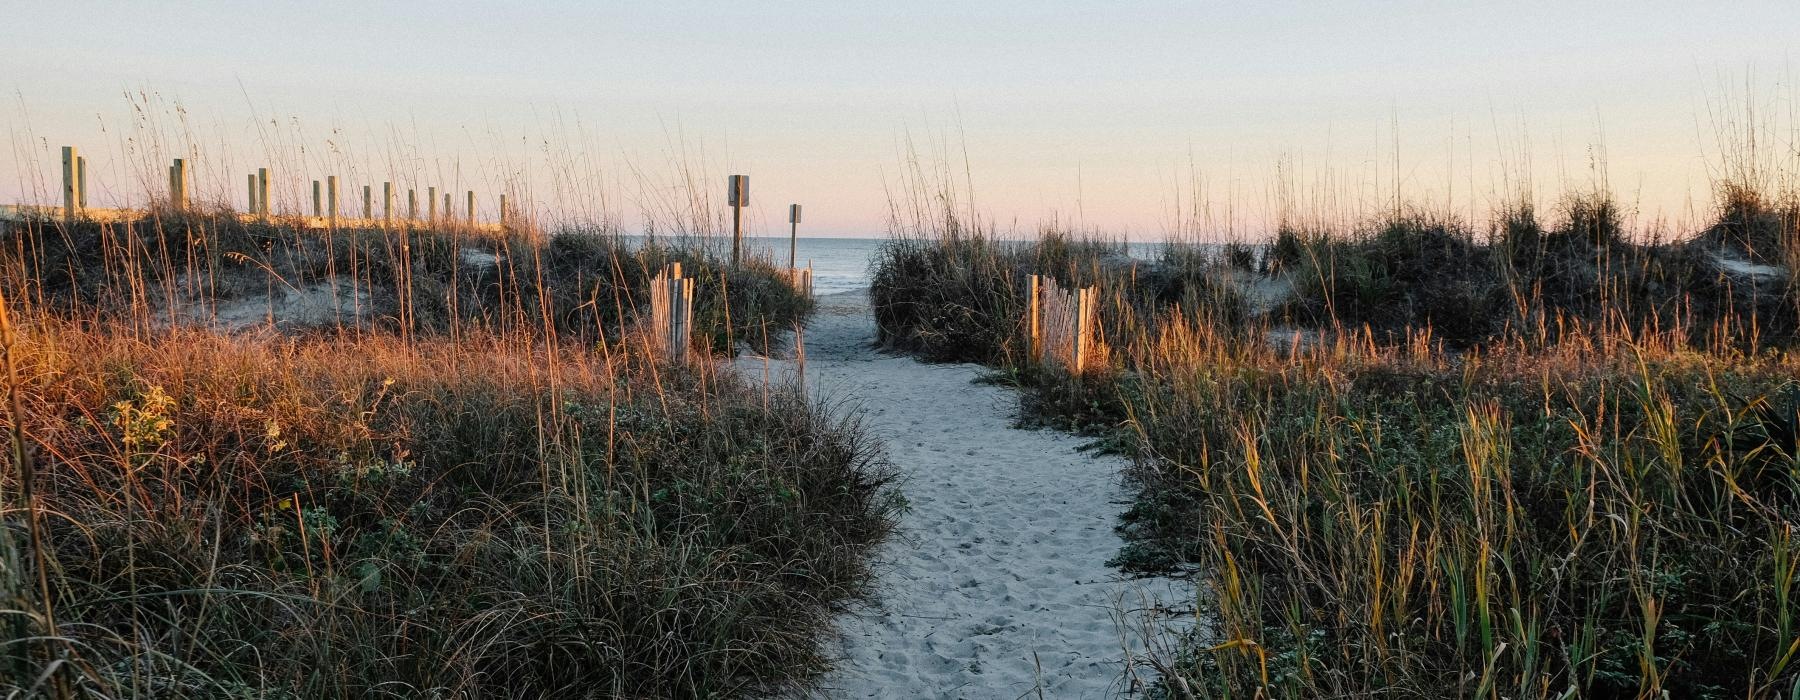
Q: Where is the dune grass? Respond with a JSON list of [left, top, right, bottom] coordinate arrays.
[[0, 211, 897, 697], [869, 168, 1800, 695]]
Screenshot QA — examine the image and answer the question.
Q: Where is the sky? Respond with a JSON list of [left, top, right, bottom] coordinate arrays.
[[3, 1, 1797, 238]]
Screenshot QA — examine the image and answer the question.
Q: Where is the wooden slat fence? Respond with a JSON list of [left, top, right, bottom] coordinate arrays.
[[1026, 274, 1098, 373], [649, 262, 696, 361], [784, 262, 814, 297]]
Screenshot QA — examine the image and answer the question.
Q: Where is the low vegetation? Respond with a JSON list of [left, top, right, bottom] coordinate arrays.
[[0, 212, 897, 697], [870, 169, 1800, 695]]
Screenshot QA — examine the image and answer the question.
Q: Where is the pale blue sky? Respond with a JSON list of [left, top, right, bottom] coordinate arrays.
[[4, 1, 1796, 237]]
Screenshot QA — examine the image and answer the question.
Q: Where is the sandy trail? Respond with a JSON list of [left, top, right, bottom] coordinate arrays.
[[743, 290, 1192, 699]]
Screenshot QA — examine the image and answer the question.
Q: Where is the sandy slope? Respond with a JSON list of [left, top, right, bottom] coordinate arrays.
[[741, 290, 1192, 699]]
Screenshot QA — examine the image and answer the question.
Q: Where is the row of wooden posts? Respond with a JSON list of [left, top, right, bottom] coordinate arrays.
[[56, 146, 510, 228], [1026, 274, 1099, 374]]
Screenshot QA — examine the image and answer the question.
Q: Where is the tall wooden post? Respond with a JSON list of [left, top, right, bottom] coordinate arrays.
[[362, 185, 372, 220], [408, 189, 418, 221], [1027, 275, 1042, 362], [728, 175, 748, 264], [77, 156, 88, 209], [169, 158, 188, 210], [788, 203, 802, 269], [499, 193, 508, 224], [443, 193, 451, 223], [327, 176, 339, 228], [61, 146, 79, 222], [312, 180, 322, 217], [466, 190, 475, 224], [427, 186, 437, 223], [257, 168, 270, 216], [383, 182, 394, 223], [248, 174, 258, 213]]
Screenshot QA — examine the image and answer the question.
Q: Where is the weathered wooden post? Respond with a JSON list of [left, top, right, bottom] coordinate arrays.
[[788, 203, 802, 269], [169, 158, 188, 210], [443, 192, 452, 223], [1026, 274, 1041, 362], [383, 182, 394, 224], [312, 180, 323, 217], [499, 193, 508, 225], [1072, 287, 1091, 372], [327, 176, 340, 228], [728, 175, 748, 264], [408, 189, 418, 221], [257, 168, 270, 217], [61, 146, 80, 222], [247, 174, 258, 213], [362, 184, 372, 220], [466, 190, 475, 224], [77, 156, 87, 209], [426, 186, 437, 223]]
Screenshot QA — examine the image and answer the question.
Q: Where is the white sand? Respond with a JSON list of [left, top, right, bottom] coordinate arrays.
[[742, 291, 1193, 699]]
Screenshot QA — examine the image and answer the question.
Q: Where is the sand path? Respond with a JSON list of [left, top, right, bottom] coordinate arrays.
[[743, 290, 1192, 699]]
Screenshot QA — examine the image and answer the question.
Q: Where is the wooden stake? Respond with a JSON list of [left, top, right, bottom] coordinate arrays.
[[61, 146, 79, 222], [327, 176, 339, 228], [257, 168, 270, 216], [248, 173, 258, 213]]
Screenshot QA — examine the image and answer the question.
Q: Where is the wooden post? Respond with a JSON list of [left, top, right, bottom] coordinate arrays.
[[76, 156, 88, 210], [408, 189, 418, 221], [312, 180, 323, 217], [247, 174, 258, 213], [1026, 274, 1041, 362], [257, 168, 270, 216], [170, 158, 188, 210], [1072, 287, 1089, 372], [327, 176, 339, 228], [427, 186, 437, 222], [499, 193, 508, 224], [466, 190, 475, 224], [443, 192, 452, 223], [362, 184, 372, 220], [61, 146, 79, 222], [728, 175, 747, 264], [788, 203, 802, 269], [383, 182, 394, 223]]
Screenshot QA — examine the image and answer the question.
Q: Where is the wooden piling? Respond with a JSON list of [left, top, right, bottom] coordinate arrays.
[[313, 180, 323, 217], [362, 184, 372, 220], [257, 169, 270, 216], [61, 146, 79, 221], [327, 176, 339, 228], [466, 190, 474, 224], [383, 182, 394, 223], [427, 186, 437, 222], [408, 189, 418, 221], [248, 174, 258, 213]]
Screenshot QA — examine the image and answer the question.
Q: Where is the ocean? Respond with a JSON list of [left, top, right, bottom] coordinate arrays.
[[630, 235, 1182, 296]]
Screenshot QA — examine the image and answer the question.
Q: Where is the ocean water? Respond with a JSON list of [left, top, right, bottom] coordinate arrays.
[[629, 235, 1198, 296], [738, 236, 889, 295], [740, 236, 1178, 296]]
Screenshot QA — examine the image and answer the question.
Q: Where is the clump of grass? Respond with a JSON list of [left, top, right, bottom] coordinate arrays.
[[0, 180, 881, 696], [5, 211, 811, 353], [870, 162, 1800, 695], [0, 312, 898, 697]]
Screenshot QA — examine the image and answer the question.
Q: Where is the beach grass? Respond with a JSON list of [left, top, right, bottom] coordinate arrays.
[[869, 156, 1800, 696], [0, 207, 898, 697]]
